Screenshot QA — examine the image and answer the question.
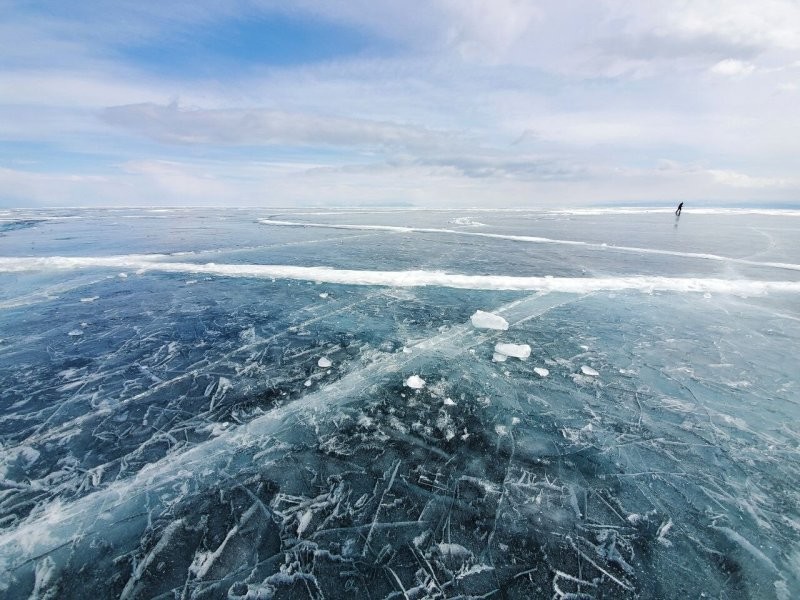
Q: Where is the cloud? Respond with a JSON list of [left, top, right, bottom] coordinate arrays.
[[709, 59, 756, 77], [706, 169, 790, 189], [2, 1, 800, 208], [102, 102, 454, 150], [397, 153, 589, 180], [657, 160, 793, 189]]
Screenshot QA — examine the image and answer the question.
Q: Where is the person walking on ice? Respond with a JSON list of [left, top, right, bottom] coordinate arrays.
[[675, 202, 683, 216]]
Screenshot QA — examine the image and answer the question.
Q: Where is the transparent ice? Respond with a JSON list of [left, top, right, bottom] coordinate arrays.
[[0, 207, 798, 599]]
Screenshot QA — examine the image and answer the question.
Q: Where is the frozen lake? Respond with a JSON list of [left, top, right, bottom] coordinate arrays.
[[0, 207, 799, 599]]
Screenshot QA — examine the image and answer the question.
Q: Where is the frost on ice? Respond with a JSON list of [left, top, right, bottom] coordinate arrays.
[[470, 310, 508, 330]]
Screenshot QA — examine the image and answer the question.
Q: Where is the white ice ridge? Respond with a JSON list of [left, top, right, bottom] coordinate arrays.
[[1, 256, 800, 295], [258, 219, 800, 272]]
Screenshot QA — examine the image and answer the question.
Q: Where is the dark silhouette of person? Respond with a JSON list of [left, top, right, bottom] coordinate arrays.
[[675, 202, 683, 216]]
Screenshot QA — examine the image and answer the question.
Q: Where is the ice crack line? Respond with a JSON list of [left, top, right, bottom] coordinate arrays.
[[258, 219, 800, 273]]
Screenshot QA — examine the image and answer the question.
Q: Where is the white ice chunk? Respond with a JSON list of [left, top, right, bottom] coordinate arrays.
[[494, 343, 531, 360], [317, 357, 332, 368], [581, 365, 599, 376], [436, 543, 472, 559], [117, 272, 128, 278], [470, 310, 508, 330], [297, 509, 313, 537], [79, 296, 99, 303], [405, 375, 426, 389], [319, 292, 329, 299], [492, 352, 507, 362], [534, 367, 549, 377], [67, 329, 83, 336]]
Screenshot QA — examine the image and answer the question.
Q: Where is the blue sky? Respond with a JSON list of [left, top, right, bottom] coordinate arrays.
[[1, 0, 799, 207]]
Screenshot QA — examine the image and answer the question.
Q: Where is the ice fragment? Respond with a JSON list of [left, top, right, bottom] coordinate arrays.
[[405, 375, 426, 389], [494, 342, 531, 360], [470, 310, 509, 330]]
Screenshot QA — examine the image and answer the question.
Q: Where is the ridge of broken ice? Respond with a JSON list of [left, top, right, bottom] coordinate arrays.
[[2, 255, 799, 294]]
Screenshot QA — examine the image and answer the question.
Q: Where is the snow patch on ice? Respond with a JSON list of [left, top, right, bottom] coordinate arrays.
[[581, 365, 599, 376], [534, 367, 549, 377], [450, 216, 487, 226], [317, 357, 332, 368]]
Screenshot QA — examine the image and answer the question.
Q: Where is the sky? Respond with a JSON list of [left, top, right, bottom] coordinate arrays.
[[1, 0, 799, 208]]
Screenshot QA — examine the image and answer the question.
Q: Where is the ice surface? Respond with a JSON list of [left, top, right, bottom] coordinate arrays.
[[258, 218, 800, 273], [0, 208, 798, 599], [471, 310, 509, 329]]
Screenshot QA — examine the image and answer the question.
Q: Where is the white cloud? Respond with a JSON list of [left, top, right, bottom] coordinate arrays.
[[439, 0, 542, 62], [2, 1, 800, 207], [707, 169, 790, 189], [709, 58, 756, 77], [102, 102, 454, 150]]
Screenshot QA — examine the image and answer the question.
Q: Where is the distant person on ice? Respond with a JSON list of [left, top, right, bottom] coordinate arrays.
[[675, 202, 683, 216]]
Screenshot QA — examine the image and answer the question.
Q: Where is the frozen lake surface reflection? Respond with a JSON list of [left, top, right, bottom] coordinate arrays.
[[0, 207, 799, 599]]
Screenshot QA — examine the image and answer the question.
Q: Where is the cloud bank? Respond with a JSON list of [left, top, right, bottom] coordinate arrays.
[[1, 0, 799, 207]]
